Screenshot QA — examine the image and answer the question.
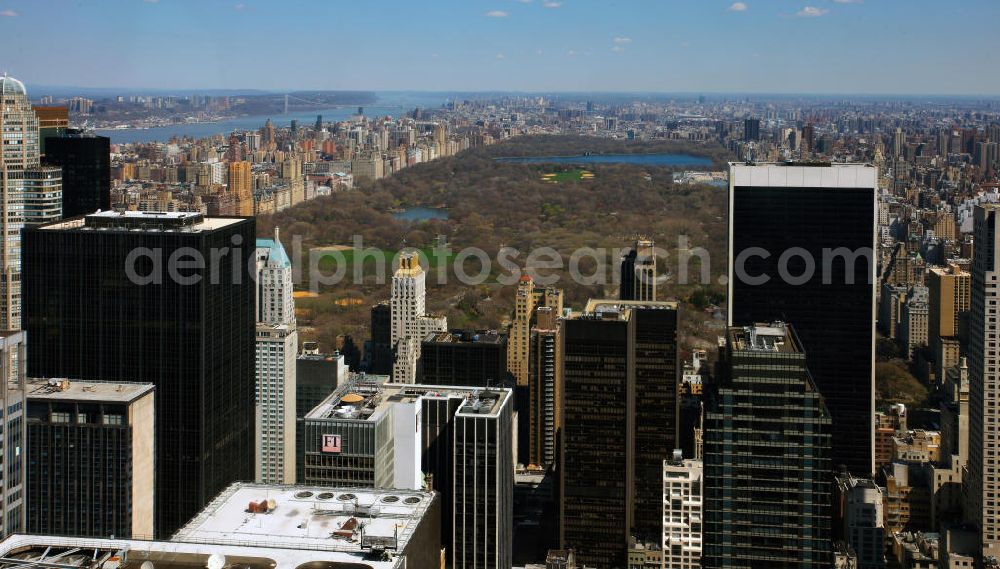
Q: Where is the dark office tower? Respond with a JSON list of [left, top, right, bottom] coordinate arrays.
[[702, 322, 833, 568], [22, 211, 256, 537], [295, 349, 345, 482], [418, 330, 508, 387], [368, 301, 393, 375], [417, 391, 463, 563], [560, 300, 679, 567], [290, 119, 298, 136], [744, 117, 761, 142], [802, 124, 816, 154], [26, 379, 155, 538], [452, 390, 514, 569], [528, 307, 562, 470], [728, 162, 876, 476], [315, 115, 322, 131], [619, 239, 657, 301], [44, 129, 111, 218]]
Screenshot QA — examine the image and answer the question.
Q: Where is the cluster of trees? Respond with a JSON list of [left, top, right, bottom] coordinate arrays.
[[256, 136, 731, 352]]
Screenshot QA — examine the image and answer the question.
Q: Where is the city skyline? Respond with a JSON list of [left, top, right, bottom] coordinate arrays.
[[1, 0, 999, 95]]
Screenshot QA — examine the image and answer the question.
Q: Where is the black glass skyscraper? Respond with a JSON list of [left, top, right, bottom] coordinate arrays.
[[702, 322, 832, 568], [418, 330, 509, 387], [744, 118, 761, 142], [368, 301, 393, 375], [43, 129, 111, 218], [560, 300, 679, 567], [728, 162, 876, 476], [23, 211, 256, 537]]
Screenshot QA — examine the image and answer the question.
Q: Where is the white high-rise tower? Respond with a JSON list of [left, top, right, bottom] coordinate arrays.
[[254, 229, 297, 484], [390, 253, 446, 382]]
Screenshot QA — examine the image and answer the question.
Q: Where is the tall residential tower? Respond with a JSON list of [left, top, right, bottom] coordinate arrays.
[[390, 253, 446, 382], [254, 230, 298, 484], [0, 75, 62, 330]]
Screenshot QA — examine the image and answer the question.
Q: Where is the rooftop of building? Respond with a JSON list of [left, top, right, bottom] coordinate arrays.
[[928, 262, 970, 276], [172, 482, 435, 558], [729, 161, 877, 189], [727, 322, 802, 354], [0, 75, 26, 97], [298, 350, 344, 362], [25, 379, 154, 404], [394, 253, 423, 277], [39, 210, 245, 232], [422, 329, 504, 345], [577, 299, 678, 320], [387, 383, 511, 416], [305, 375, 391, 422], [305, 378, 512, 422], [257, 230, 291, 268]]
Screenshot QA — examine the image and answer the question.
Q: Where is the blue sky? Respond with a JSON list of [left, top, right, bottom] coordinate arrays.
[[1, 0, 998, 95]]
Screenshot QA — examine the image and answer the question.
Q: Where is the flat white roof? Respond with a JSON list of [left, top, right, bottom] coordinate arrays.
[[25, 379, 154, 403], [173, 483, 434, 555], [729, 162, 877, 189]]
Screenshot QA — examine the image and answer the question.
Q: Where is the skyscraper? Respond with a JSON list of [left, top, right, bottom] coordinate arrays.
[[506, 275, 563, 386], [294, 347, 346, 482], [528, 306, 562, 470], [728, 162, 877, 476], [702, 322, 832, 568], [418, 330, 508, 387], [43, 129, 110, 218], [20, 166, 62, 226], [560, 300, 679, 567], [301, 379, 513, 567], [452, 388, 514, 569], [744, 118, 760, 142], [31, 105, 67, 157], [23, 211, 256, 537], [927, 263, 970, 379], [368, 301, 393, 375], [0, 332, 26, 539], [967, 204, 1000, 560], [26, 379, 155, 539], [1, 75, 60, 330], [619, 238, 657, 301], [390, 253, 446, 382], [228, 160, 253, 216], [663, 451, 703, 569], [254, 231, 298, 484], [833, 474, 887, 569]]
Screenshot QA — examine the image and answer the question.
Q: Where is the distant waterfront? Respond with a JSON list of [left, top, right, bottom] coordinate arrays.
[[495, 153, 713, 167], [96, 92, 451, 144]]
